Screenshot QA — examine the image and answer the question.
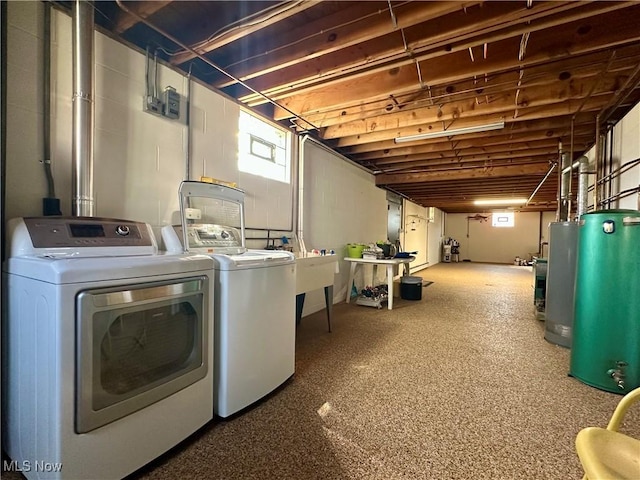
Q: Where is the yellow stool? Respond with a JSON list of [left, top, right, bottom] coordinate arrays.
[[575, 386, 640, 479]]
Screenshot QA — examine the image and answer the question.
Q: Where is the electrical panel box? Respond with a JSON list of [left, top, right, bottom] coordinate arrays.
[[144, 95, 163, 115], [163, 87, 180, 119]]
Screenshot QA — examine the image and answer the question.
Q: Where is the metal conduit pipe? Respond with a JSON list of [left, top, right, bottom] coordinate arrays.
[[567, 117, 574, 221], [596, 157, 640, 184], [184, 66, 192, 181], [72, 0, 95, 217], [43, 2, 54, 199], [42, 2, 62, 216], [600, 187, 640, 207], [608, 126, 614, 207], [556, 141, 562, 221], [576, 155, 590, 219], [526, 162, 556, 206], [559, 150, 571, 221], [593, 114, 601, 211]]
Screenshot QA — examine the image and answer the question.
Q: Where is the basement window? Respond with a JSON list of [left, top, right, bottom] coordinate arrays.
[[238, 110, 290, 183], [492, 212, 515, 227]]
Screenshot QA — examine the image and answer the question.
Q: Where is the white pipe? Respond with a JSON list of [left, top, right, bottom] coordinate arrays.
[[526, 163, 556, 206], [297, 136, 307, 256], [72, 0, 94, 216], [594, 115, 601, 211]]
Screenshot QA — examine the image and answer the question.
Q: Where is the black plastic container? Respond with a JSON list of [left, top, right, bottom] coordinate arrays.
[[400, 276, 422, 300]]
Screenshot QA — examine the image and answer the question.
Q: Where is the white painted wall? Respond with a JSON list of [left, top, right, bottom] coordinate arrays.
[[401, 200, 428, 271], [612, 102, 640, 211], [5, 1, 48, 220], [7, 4, 293, 239], [300, 138, 387, 314], [445, 211, 550, 264], [428, 208, 445, 267]]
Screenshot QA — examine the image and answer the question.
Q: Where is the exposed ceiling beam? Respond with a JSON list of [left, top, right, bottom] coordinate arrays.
[[214, 1, 480, 89], [376, 163, 551, 185], [295, 53, 640, 129], [245, 2, 640, 110], [320, 74, 625, 140], [264, 7, 640, 116], [238, 0, 603, 103], [350, 131, 592, 161], [333, 95, 609, 147]]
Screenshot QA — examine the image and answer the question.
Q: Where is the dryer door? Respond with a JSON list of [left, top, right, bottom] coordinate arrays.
[[75, 276, 210, 433]]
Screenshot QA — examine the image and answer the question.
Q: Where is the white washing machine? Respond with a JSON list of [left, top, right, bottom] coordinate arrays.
[[162, 181, 296, 418], [2, 217, 215, 480]]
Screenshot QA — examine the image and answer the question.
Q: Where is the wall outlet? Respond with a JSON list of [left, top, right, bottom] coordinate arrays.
[[185, 208, 201, 220]]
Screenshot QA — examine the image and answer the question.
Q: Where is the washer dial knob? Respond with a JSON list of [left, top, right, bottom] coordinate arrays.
[[115, 225, 130, 236]]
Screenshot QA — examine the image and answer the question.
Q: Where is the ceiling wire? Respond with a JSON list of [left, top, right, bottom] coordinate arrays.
[[514, 69, 525, 119], [518, 32, 530, 61], [399, 28, 427, 92], [387, 0, 398, 28], [114, 0, 319, 132], [514, 29, 532, 118]]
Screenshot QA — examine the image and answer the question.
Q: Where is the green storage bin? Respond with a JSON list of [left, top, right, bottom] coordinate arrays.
[[570, 210, 640, 393]]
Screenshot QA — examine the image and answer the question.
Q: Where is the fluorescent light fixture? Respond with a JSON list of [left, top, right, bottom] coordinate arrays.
[[394, 121, 505, 143], [474, 198, 527, 206]]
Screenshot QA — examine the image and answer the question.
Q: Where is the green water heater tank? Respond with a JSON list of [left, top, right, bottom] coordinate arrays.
[[570, 209, 640, 393]]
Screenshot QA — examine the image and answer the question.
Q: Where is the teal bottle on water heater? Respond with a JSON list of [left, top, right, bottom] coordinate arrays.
[[570, 209, 640, 393]]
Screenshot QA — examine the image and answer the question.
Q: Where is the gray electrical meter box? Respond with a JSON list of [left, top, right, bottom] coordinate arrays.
[[163, 86, 180, 119]]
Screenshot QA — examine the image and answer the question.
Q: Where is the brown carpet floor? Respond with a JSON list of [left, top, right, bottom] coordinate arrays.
[[4, 262, 639, 479]]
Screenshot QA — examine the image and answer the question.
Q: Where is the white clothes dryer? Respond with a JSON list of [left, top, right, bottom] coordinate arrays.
[[2, 217, 214, 480]]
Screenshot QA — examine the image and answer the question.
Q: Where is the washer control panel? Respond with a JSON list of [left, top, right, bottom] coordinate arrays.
[[187, 224, 242, 248], [8, 217, 157, 257], [165, 224, 245, 255]]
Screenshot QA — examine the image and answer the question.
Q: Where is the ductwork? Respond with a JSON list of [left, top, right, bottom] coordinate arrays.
[[576, 155, 590, 219], [72, 0, 94, 216]]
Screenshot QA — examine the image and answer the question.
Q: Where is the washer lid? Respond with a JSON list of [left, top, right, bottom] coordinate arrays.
[[211, 249, 295, 270], [178, 181, 247, 253], [4, 253, 214, 284]]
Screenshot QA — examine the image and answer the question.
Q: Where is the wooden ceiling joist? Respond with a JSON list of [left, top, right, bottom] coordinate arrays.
[[375, 163, 551, 185]]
